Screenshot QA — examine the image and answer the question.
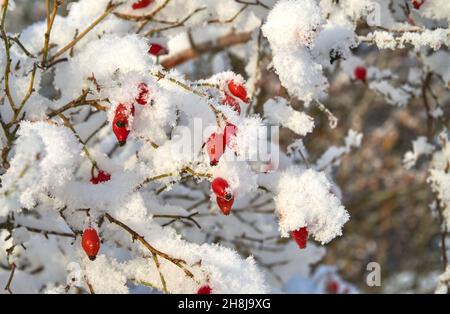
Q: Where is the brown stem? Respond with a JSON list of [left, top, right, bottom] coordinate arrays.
[[151, 253, 168, 294], [4, 262, 16, 294], [437, 205, 448, 271], [234, 0, 270, 9], [85, 276, 95, 294], [1, 0, 17, 111], [104, 212, 194, 279], [156, 212, 201, 229], [48, 1, 122, 63], [114, 0, 170, 22], [14, 223, 76, 239], [58, 113, 99, 171], [144, 7, 206, 36]]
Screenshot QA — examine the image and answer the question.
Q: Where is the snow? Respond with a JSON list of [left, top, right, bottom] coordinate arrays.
[[368, 81, 411, 107], [365, 29, 450, 51], [274, 167, 350, 244]]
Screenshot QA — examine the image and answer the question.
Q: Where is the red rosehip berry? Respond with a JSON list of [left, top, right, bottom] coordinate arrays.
[[148, 43, 168, 56], [82, 228, 100, 261], [216, 196, 234, 215], [197, 285, 212, 294], [222, 95, 241, 114], [412, 0, 425, 9], [354, 66, 367, 82], [206, 132, 225, 166], [90, 170, 111, 185], [326, 280, 339, 294], [136, 82, 149, 105], [112, 103, 135, 146], [211, 177, 233, 201], [227, 80, 247, 102], [224, 123, 238, 149], [132, 0, 152, 10], [291, 226, 308, 249]]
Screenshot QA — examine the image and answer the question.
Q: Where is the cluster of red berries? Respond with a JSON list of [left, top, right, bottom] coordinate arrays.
[[132, 0, 153, 10], [291, 226, 309, 249], [221, 80, 248, 114], [354, 66, 367, 82], [112, 82, 150, 146], [412, 0, 425, 10], [82, 227, 101, 261], [211, 177, 234, 215]]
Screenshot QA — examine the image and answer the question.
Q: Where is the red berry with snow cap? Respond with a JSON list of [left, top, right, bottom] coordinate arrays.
[[217, 196, 234, 215], [90, 170, 111, 184], [197, 285, 212, 294], [206, 133, 225, 166], [354, 66, 367, 82], [148, 43, 168, 56], [227, 80, 247, 102], [211, 177, 232, 201], [132, 0, 152, 10], [222, 95, 241, 114], [136, 82, 149, 105], [82, 228, 100, 261], [112, 103, 135, 146], [291, 226, 308, 249]]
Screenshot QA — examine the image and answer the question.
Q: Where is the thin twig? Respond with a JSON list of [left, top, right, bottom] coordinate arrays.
[[15, 63, 38, 117], [9, 36, 36, 58], [42, 0, 62, 66], [15, 224, 76, 239], [234, 0, 270, 9], [49, 1, 123, 63], [151, 253, 168, 294], [207, 4, 248, 24]]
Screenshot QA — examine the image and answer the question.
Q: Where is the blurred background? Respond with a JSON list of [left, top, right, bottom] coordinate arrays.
[[5, 0, 445, 293]]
